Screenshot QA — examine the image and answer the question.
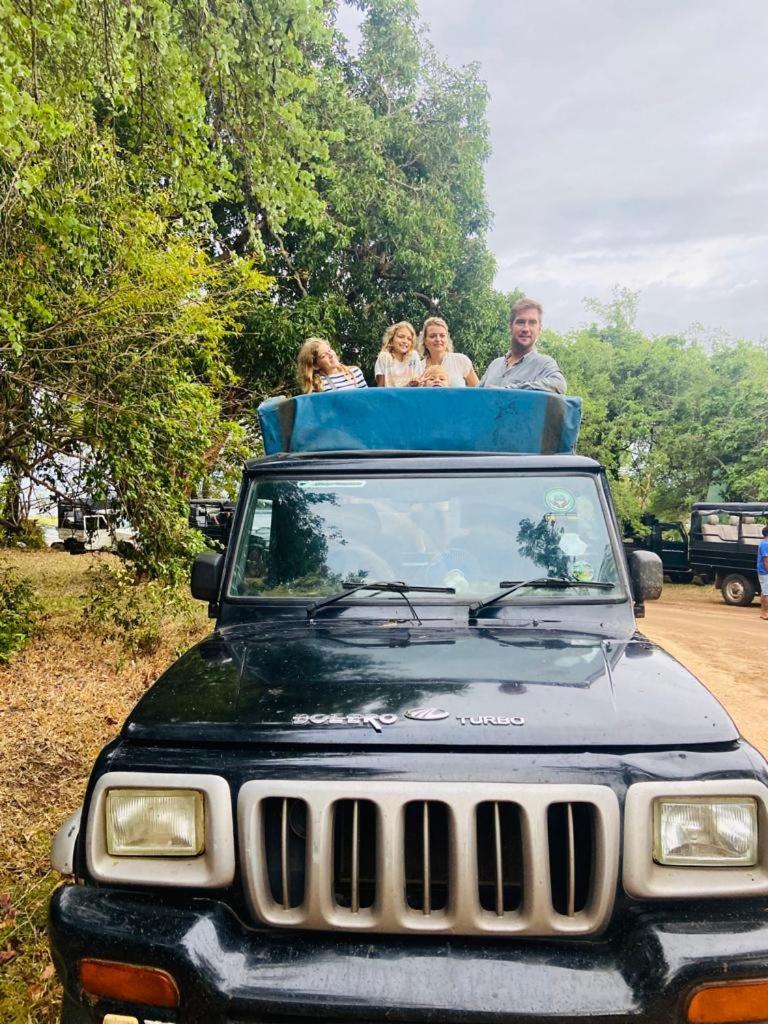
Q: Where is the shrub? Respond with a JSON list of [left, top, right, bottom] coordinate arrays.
[[82, 562, 193, 655], [15, 519, 47, 549], [0, 517, 46, 550], [0, 564, 42, 661]]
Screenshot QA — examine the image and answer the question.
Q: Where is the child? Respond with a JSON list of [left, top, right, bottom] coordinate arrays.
[[420, 365, 451, 388], [296, 337, 367, 393], [374, 322, 423, 387]]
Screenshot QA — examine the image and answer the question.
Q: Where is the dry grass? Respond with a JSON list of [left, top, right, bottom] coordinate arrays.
[[0, 549, 209, 1023]]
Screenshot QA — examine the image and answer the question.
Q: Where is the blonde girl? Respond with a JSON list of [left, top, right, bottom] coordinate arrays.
[[296, 337, 367, 394], [374, 321, 423, 387], [416, 317, 478, 387]]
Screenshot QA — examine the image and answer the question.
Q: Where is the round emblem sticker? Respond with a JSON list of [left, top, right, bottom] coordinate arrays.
[[571, 560, 594, 582], [544, 488, 575, 513]]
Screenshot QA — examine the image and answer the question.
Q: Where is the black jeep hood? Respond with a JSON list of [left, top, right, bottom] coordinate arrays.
[[123, 625, 738, 749]]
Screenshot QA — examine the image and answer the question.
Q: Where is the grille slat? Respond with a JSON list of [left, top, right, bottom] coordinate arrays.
[[566, 802, 576, 918], [261, 797, 307, 911], [476, 800, 522, 915], [280, 797, 290, 910], [493, 801, 503, 917], [331, 799, 377, 914], [239, 782, 619, 937], [351, 800, 360, 914], [548, 802, 596, 918], [422, 802, 431, 915]]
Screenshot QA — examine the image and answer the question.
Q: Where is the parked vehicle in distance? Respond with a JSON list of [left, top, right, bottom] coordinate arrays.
[[188, 498, 236, 549], [53, 499, 136, 555], [688, 501, 768, 605], [49, 391, 768, 1024], [623, 513, 694, 583]]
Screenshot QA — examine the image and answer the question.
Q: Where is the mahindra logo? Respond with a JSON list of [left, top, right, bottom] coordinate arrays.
[[404, 707, 449, 721]]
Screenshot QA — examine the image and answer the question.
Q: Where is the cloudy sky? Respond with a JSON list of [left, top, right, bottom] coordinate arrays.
[[337, 1, 768, 341]]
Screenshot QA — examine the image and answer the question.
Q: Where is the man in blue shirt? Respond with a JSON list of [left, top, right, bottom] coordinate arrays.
[[479, 298, 566, 394], [759, 524, 768, 620]]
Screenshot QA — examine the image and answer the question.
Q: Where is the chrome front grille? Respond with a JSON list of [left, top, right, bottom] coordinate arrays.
[[238, 781, 620, 936]]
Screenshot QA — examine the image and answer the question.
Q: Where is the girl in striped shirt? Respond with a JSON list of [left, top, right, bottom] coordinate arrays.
[[297, 337, 368, 393]]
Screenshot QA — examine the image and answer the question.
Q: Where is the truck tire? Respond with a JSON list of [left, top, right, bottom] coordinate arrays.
[[721, 573, 756, 606]]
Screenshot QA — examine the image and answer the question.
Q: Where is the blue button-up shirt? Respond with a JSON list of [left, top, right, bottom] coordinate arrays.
[[479, 350, 566, 394]]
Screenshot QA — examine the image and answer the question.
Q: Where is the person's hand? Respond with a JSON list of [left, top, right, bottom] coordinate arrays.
[[444, 569, 470, 593]]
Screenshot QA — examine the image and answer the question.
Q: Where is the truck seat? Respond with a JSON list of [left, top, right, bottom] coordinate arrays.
[[718, 516, 740, 541], [701, 514, 721, 540]]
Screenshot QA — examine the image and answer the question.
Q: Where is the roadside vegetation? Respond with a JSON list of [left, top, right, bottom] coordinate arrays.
[[0, 549, 208, 1023], [2, 0, 766, 581]]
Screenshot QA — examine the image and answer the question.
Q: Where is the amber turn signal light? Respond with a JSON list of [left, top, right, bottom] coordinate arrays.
[[78, 959, 179, 1008], [687, 980, 768, 1023]]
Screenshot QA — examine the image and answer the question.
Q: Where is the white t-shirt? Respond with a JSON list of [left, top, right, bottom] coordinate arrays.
[[374, 350, 424, 387], [426, 352, 473, 387]]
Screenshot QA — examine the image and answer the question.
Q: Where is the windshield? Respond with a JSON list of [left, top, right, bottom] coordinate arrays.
[[228, 474, 625, 603]]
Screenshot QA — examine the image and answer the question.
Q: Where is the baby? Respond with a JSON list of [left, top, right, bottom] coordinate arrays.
[[419, 366, 451, 388]]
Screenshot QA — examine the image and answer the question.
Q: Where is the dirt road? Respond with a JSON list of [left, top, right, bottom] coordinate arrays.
[[642, 585, 768, 755]]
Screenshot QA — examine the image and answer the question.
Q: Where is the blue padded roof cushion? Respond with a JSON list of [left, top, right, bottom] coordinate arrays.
[[258, 389, 581, 456]]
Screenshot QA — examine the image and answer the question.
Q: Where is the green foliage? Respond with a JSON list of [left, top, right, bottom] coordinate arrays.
[[229, 0, 506, 391], [7, 517, 46, 549], [696, 341, 768, 501], [0, 562, 41, 661], [82, 561, 193, 654], [2, 0, 763, 566], [544, 290, 766, 522]]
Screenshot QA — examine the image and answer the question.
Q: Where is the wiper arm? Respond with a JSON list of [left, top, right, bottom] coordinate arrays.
[[308, 581, 456, 623], [470, 576, 615, 618]]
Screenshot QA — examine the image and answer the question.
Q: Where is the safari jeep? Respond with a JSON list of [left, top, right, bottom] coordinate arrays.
[[49, 390, 768, 1024]]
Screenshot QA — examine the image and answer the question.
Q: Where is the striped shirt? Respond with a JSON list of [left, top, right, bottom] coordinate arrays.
[[320, 367, 367, 391]]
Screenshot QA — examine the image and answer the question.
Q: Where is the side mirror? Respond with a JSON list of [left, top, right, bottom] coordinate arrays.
[[191, 552, 224, 612], [627, 550, 663, 618]]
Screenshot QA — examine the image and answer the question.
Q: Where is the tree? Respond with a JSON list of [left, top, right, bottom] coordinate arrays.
[[544, 291, 767, 523], [0, 0, 335, 569], [228, 0, 507, 395]]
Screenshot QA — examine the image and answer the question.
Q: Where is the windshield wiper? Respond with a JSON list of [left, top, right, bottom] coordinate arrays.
[[470, 576, 615, 618], [308, 581, 456, 624]]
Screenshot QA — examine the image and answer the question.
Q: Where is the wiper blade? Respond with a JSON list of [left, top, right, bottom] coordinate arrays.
[[308, 581, 455, 623], [470, 576, 615, 618]]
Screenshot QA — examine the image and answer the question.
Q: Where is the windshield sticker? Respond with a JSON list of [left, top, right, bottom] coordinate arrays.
[[544, 488, 575, 513], [571, 560, 594, 581]]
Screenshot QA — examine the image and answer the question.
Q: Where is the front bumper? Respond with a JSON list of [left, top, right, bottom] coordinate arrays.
[[50, 884, 768, 1023]]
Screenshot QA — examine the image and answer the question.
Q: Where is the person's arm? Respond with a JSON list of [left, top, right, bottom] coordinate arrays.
[[457, 353, 478, 387], [514, 370, 567, 394], [511, 357, 567, 394]]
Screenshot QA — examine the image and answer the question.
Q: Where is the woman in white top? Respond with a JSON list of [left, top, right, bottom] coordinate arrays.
[[374, 321, 423, 387], [296, 337, 367, 393], [416, 317, 479, 387]]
